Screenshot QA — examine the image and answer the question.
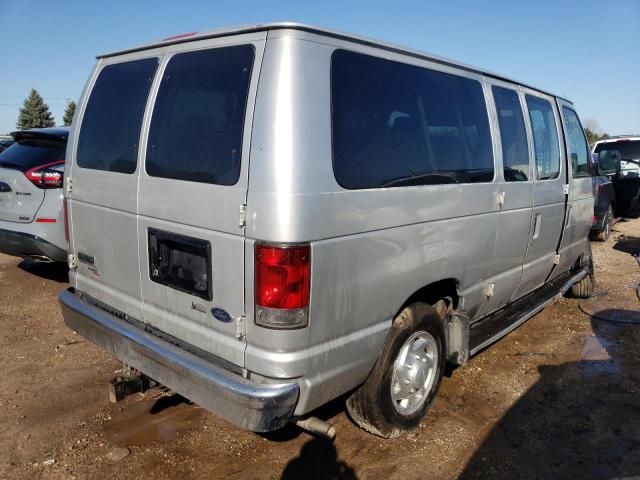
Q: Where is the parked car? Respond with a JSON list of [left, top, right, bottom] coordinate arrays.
[[0, 138, 14, 154], [592, 136, 640, 218], [590, 155, 616, 241], [59, 23, 595, 439], [0, 128, 68, 263]]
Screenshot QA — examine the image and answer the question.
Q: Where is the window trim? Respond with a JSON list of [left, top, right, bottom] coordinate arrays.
[[329, 48, 496, 191], [143, 44, 256, 187], [75, 56, 160, 175], [524, 92, 562, 182]]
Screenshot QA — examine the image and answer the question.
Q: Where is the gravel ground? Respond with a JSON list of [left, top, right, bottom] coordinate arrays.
[[0, 219, 638, 480]]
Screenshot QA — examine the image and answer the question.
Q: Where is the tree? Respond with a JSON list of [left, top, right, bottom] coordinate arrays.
[[585, 127, 611, 146], [62, 100, 76, 126], [16, 89, 55, 129], [585, 127, 600, 146]]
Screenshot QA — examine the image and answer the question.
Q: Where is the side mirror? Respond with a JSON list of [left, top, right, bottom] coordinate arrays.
[[597, 150, 620, 176]]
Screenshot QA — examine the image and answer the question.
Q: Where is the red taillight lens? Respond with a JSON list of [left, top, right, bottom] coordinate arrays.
[[25, 160, 64, 189], [255, 244, 310, 329], [63, 198, 70, 246]]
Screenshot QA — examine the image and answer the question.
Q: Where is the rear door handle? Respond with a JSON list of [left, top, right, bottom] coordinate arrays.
[[532, 214, 542, 240]]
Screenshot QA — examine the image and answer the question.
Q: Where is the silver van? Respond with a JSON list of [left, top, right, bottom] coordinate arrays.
[[59, 23, 595, 438]]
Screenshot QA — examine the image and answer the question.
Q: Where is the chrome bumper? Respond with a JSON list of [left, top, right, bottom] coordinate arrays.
[[58, 288, 299, 432]]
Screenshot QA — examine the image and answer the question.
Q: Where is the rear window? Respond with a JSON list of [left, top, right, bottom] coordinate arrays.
[[77, 58, 158, 174], [331, 50, 494, 189], [0, 138, 65, 172], [145, 45, 254, 185], [594, 140, 640, 160]]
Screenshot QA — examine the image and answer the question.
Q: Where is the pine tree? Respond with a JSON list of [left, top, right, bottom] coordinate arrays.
[[16, 89, 55, 129], [62, 100, 76, 126]]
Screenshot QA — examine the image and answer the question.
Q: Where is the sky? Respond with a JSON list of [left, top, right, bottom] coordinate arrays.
[[0, 0, 638, 135]]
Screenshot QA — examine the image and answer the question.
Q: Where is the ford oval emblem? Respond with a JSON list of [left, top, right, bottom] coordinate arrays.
[[211, 308, 233, 323]]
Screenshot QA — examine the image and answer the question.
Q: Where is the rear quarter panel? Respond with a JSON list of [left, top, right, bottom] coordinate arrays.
[[245, 31, 498, 413]]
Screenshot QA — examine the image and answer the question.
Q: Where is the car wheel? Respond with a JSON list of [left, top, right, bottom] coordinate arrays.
[[595, 206, 613, 242], [569, 250, 595, 299], [346, 302, 445, 438]]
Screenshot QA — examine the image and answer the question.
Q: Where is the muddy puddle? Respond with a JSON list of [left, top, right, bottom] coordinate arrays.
[[103, 394, 205, 446]]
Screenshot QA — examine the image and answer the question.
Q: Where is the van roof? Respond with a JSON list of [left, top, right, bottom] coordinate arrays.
[[98, 22, 571, 103]]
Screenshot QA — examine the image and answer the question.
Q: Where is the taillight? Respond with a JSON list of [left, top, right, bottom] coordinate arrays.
[[255, 243, 310, 329], [25, 160, 64, 189], [63, 197, 70, 246]]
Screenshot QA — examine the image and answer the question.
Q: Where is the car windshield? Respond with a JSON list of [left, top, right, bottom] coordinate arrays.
[[594, 140, 640, 160], [0, 138, 66, 172]]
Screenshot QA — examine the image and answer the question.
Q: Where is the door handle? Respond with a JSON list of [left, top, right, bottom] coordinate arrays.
[[533, 214, 542, 240], [565, 206, 572, 229]]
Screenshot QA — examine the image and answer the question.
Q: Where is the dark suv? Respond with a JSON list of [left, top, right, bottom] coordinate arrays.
[[592, 136, 640, 222]]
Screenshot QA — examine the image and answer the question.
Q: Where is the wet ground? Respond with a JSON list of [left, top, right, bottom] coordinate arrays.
[[0, 219, 638, 480]]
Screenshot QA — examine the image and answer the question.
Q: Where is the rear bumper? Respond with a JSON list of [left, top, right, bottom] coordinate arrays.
[[58, 288, 299, 432], [0, 228, 67, 262]]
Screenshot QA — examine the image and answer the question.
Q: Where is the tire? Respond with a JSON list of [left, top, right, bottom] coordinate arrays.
[[570, 274, 594, 299], [569, 249, 595, 299], [346, 302, 445, 438], [594, 206, 613, 242]]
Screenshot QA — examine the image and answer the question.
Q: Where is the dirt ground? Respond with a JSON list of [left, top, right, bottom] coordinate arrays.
[[1, 220, 638, 480]]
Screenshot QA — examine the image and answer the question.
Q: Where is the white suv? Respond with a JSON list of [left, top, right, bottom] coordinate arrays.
[[0, 128, 68, 262]]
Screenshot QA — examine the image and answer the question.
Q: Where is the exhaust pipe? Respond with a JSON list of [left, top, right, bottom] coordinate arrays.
[[292, 416, 336, 440]]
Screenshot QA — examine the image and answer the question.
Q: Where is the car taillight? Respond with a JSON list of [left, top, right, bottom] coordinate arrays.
[[255, 243, 310, 329], [63, 197, 70, 246], [25, 160, 64, 189]]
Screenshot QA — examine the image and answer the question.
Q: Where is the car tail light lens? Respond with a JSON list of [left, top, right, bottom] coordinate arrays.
[[255, 243, 310, 329], [25, 160, 64, 189]]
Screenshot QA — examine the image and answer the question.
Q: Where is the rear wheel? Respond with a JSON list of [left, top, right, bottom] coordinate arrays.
[[346, 302, 445, 438], [593, 205, 613, 242]]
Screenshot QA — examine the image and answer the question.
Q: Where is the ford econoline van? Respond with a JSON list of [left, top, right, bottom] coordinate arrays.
[[59, 23, 595, 438]]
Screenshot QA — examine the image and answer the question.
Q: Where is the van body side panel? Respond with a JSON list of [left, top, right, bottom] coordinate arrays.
[[136, 33, 267, 368], [474, 80, 533, 318], [246, 32, 498, 414]]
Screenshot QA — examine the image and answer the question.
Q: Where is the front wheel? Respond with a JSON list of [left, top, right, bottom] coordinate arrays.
[[346, 302, 445, 438]]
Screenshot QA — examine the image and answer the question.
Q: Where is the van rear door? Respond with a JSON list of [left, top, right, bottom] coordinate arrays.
[[69, 53, 161, 321], [136, 34, 265, 367]]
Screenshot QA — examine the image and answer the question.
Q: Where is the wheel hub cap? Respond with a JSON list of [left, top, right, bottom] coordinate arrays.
[[391, 331, 438, 415]]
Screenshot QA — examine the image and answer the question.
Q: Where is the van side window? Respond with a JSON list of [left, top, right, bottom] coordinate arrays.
[[331, 50, 494, 189], [145, 45, 254, 185], [525, 95, 560, 180], [77, 58, 158, 174], [492, 86, 529, 182], [562, 107, 590, 178]]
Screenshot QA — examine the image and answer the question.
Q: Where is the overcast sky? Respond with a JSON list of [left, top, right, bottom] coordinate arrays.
[[0, 0, 638, 135]]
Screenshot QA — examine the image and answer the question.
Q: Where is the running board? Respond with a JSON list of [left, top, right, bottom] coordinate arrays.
[[469, 269, 587, 356]]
